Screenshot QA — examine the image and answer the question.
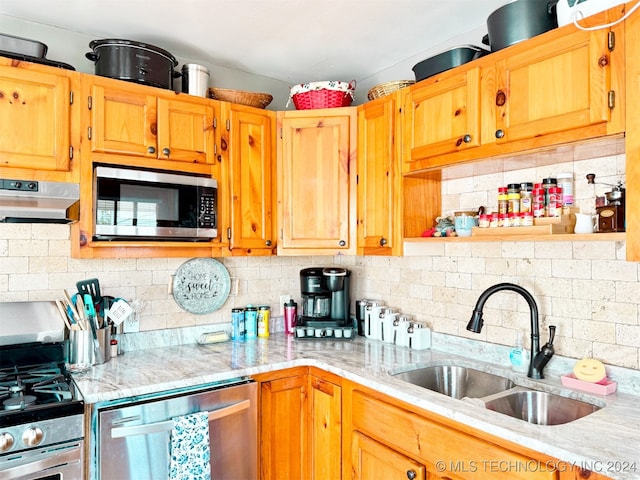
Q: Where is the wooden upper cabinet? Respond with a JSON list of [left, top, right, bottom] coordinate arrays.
[[277, 107, 357, 255], [88, 77, 215, 164], [402, 67, 481, 172], [357, 92, 403, 255], [220, 102, 275, 254], [494, 27, 616, 144], [0, 65, 72, 172]]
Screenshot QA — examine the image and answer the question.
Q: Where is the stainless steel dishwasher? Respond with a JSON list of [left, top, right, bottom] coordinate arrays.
[[92, 378, 257, 480]]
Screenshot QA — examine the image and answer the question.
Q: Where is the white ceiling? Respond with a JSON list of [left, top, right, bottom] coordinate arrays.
[[0, 0, 509, 85]]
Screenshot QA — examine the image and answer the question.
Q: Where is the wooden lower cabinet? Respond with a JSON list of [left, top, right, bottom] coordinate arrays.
[[352, 431, 427, 480], [257, 371, 610, 480], [256, 367, 342, 480]]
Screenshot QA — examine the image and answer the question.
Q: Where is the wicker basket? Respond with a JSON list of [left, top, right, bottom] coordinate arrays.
[[289, 80, 355, 110], [207, 87, 273, 109], [367, 80, 415, 101]]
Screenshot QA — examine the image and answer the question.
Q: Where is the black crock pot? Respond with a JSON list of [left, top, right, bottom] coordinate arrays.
[[85, 39, 179, 90], [483, 0, 559, 52]]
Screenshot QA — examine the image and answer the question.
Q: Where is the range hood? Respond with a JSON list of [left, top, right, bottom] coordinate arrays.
[[0, 178, 80, 223]]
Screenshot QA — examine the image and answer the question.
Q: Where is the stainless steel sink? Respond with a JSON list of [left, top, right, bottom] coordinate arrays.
[[391, 365, 515, 399], [484, 390, 601, 425]]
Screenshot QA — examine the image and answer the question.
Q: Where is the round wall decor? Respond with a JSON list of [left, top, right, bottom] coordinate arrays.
[[172, 258, 231, 314]]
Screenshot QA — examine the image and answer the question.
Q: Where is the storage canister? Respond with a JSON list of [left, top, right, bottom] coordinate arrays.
[[257, 305, 270, 338], [231, 308, 245, 340], [181, 63, 210, 97], [244, 305, 258, 339]]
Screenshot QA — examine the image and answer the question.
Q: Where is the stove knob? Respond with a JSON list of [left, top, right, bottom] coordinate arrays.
[[22, 427, 44, 447], [0, 432, 14, 452]]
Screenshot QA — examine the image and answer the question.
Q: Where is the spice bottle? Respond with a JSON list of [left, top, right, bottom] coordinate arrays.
[[507, 184, 521, 214], [519, 182, 533, 213], [498, 187, 508, 214], [557, 172, 574, 208], [533, 186, 545, 218], [542, 177, 557, 216]]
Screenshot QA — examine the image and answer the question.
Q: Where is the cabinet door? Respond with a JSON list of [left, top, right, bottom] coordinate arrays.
[[357, 93, 402, 255], [494, 28, 612, 143], [277, 108, 356, 254], [0, 66, 71, 171], [309, 376, 341, 480], [260, 375, 308, 480], [223, 103, 275, 251], [90, 82, 157, 157], [351, 431, 426, 480], [403, 67, 481, 172], [156, 97, 214, 163]]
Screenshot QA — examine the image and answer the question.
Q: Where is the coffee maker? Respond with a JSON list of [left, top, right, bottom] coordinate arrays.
[[299, 267, 351, 327]]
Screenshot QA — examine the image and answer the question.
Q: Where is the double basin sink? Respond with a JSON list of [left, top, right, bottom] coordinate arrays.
[[391, 364, 604, 426]]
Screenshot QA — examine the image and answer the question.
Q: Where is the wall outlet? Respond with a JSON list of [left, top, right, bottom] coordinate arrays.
[[279, 294, 292, 316], [123, 313, 140, 333]]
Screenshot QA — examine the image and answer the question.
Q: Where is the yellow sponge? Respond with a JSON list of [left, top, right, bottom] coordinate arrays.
[[573, 358, 607, 383]]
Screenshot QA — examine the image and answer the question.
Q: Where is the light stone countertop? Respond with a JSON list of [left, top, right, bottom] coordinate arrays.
[[73, 333, 640, 480]]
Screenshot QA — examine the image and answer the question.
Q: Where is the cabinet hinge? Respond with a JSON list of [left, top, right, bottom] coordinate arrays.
[[226, 119, 231, 131], [356, 174, 359, 185], [227, 227, 232, 240], [69, 146, 73, 160], [69, 91, 74, 105], [608, 90, 615, 109], [608, 31, 615, 52], [213, 117, 217, 129], [214, 144, 217, 155], [87, 95, 92, 110], [87, 126, 92, 140]]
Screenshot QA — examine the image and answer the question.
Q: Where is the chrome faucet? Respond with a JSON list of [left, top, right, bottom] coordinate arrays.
[[467, 282, 556, 379]]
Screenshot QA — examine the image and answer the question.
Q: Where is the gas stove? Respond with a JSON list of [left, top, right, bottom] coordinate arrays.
[[0, 342, 84, 427], [0, 302, 85, 478]]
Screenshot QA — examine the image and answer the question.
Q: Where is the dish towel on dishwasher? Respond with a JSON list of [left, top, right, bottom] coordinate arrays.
[[169, 411, 211, 480]]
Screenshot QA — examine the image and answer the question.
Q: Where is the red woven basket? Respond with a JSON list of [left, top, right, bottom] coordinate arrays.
[[290, 80, 356, 110]]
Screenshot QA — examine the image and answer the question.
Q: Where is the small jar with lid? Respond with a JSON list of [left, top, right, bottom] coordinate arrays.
[[532, 187, 545, 218], [520, 211, 534, 226], [497, 187, 508, 214], [519, 182, 533, 213], [498, 213, 509, 227], [547, 187, 562, 217], [489, 212, 499, 227], [542, 177, 557, 213], [478, 214, 490, 228], [507, 184, 521, 214], [508, 212, 519, 227]]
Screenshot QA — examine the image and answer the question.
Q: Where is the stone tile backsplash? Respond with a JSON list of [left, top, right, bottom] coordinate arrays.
[[1, 137, 638, 369]]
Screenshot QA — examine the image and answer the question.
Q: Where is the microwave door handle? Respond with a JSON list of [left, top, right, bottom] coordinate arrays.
[[1, 444, 80, 479], [111, 399, 252, 438]]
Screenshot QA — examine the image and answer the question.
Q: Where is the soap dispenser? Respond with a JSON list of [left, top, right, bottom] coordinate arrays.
[[509, 331, 530, 373]]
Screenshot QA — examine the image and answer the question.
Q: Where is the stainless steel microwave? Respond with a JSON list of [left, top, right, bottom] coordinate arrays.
[[94, 166, 217, 241]]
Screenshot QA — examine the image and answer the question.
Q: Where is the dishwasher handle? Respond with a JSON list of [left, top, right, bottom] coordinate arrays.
[[111, 399, 251, 438]]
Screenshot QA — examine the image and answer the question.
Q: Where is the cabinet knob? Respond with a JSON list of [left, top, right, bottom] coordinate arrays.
[[463, 134, 472, 143], [339, 240, 346, 247], [406, 470, 417, 480], [495, 129, 505, 139], [162, 147, 170, 156], [265, 240, 272, 247], [379, 237, 387, 246], [147, 146, 156, 154]]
